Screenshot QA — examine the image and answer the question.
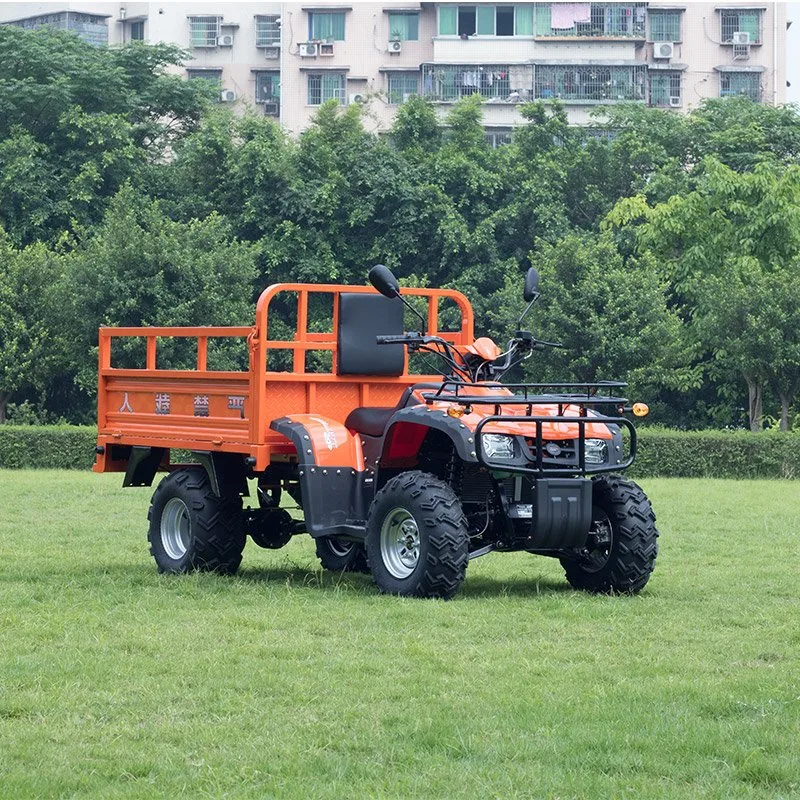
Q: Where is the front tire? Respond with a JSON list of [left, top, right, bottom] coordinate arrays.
[[366, 471, 469, 599], [315, 537, 369, 573], [560, 475, 658, 594], [147, 468, 245, 575]]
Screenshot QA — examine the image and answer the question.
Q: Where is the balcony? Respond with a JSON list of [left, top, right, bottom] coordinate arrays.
[[535, 3, 646, 40]]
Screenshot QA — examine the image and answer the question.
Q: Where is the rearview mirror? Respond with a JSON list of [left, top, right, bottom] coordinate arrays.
[[523, 267, 539, 302], [369, 264, 400, 299]]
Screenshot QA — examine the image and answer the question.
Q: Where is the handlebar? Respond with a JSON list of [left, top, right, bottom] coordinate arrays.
[[376, 333, 427, 345]]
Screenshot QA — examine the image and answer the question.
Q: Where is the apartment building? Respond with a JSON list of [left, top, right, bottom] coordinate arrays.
[[1, 2, 788, 137]]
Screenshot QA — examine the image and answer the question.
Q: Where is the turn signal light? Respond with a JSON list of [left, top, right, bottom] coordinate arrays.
[[632, 403, 649, 417], [447, 405, 465, 418]]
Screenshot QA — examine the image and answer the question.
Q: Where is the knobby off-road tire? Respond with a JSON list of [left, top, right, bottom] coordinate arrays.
[[315, 537, 369, 573], [561, 474, 658, 594], [366, 471, 469, 599], [147, 468, 245, 575]]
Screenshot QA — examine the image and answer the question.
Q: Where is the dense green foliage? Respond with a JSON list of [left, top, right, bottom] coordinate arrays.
[[3, 425, 798, 479], [1, 28, 799, 430]]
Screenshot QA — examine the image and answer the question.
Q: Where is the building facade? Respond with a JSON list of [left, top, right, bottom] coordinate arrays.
[[0, 2, 788, 136]]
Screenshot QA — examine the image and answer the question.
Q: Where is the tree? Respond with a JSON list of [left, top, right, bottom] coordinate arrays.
[[617, 158, 800, 430], [0, 230, 66, 421], [0, 27, 212, 244], [484, 233, 696, 412], [62, 185, 257, 399]]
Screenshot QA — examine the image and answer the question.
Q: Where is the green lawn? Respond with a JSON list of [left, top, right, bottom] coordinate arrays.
[[0, 471, 798, 799]]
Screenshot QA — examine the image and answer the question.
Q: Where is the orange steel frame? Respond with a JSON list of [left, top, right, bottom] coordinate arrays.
[[95, 283, 474, 474]]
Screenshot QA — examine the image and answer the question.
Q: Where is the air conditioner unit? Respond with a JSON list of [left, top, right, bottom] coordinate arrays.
[[217, 34, 234, 47], [264, 102, 279, 116], [669, 96, 681, 107], [263, 46, 280, 59], [388, 40, 402, 53], [319, 42, 334, 56], [653, 41, 675, 59], [732, 31, 750, 45], [220, 89, 237, 102], [349, 92, 366, 105], [299, 42, 318, 57]]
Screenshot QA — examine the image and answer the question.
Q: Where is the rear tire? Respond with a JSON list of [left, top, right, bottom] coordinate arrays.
[[560, 475, 658, 594], [315, 537, 369, 573], [366, 471, 469, 599], [147, 468, 245, 575]]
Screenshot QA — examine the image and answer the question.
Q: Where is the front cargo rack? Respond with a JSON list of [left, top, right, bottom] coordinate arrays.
[[421, 381, 638, 476]]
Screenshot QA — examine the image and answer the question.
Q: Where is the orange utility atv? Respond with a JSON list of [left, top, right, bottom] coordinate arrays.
[[94, 266, 658, 599]]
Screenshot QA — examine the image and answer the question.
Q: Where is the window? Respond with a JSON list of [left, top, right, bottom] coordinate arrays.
[[308, 73, 346, 105], [533, 65, 646, 102], [255, 15, 280, 47], [649, 71, 681, 106], [534, 3, 646, 37], [187, 69, 222, 86], [130, 20, 145, 40], [309, 12, 345, 41], [439, 5, 533, 35], [9, 11, 108, 46], [422, 65, 512, 101], [388, 12, 419, 41], [189, 16, 220, 47], [648, 10, 681, 41], [387, 72, 419, 104], [720, 9, 761, 43], [720, 72, 761, 101], [255, 71, 280, 102], [485, 129, 513, 147]]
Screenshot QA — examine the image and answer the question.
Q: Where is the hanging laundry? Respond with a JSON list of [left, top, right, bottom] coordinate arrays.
[[550, 3, 591, 29]]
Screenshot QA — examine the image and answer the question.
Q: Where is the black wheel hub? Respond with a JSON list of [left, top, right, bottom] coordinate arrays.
[[246, 507, 293, 549]]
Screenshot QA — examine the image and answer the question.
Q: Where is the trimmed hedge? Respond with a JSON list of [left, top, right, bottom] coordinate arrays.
[[0, 425, 97, 470], [0, 425, 798, 479]]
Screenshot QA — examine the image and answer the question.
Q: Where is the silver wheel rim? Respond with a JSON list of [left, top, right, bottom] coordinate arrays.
[[327, 538, 354, 558], [380, 507, 420, 579], [161, 497, 191, 560]]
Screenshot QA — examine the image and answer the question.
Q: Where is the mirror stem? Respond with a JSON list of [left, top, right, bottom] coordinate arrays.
[[516, 293, 539, 328]]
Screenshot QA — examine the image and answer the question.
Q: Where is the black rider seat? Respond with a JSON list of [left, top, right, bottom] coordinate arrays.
[[344, 384, 439, 437]]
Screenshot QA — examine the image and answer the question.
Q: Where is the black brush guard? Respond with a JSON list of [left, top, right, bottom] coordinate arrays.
[[423, 381, 638, 477]]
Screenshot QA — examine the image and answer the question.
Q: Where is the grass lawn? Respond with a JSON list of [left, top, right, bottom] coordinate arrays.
[[0, 470, 798, 799]]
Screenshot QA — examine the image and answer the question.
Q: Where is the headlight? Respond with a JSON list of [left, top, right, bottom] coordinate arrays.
[[584, 438, 608, 465], [482, 433, 516, 460]]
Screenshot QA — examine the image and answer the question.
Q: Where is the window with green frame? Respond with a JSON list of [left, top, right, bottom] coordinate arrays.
[[255, 71, 280, 102], [309, 12, 346, 41], [387, 72, 419, 103], [649, 10, 681, 41], [388, 12, 419, 40], [719, 9, 761, 43], [438, 5, 534, 35], [649, 71, 680, 106], [308, 72, 346, 105], [720, 71, 761, 101]]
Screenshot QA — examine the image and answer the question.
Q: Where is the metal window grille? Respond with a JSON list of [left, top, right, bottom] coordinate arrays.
[[186, 69, 222, 85], [648, 11, 680, 41], [256, 71, 280, 103], [189, 16, 220, 48], [485, 129, 513, 148], [387, 73, 419, 104], [534, 65, 646, 103], [649, 72, 681, 106], [421, 65, 511, 102], [307, 73, 346, 105], [720, 10, 760, 44], [255, 15, 280, 47], [541, 3, 646, 37], [720, 72, 761, 102], [10, 11, 108, 45]]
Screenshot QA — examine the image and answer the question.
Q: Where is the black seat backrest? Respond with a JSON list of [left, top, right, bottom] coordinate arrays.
[[337, 293, 405, 376]]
